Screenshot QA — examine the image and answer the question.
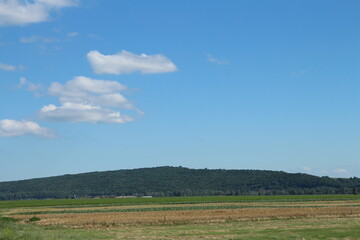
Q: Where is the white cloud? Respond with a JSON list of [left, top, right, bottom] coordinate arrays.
[[21, 32, 78, 44], [0, 62, 24, 71], [36, 0, 79, 8], [28, 82, 42, 92], [0, 62, 16, 71], [87, 50, 178, 75], [0, 0, 78, 26], [40, 76, 137, 124], [0, 119, 55, 138], [39, 103, 133, 123], [16, 77, 27, 87], [48, 76, 131, 108], [205, 53, 229, 65], [302, 167, 311, 172], [16, 77, 42, 92], [333, 169, 347, 174], [49, 76, 127, 95], [0, 0, 49, 26]]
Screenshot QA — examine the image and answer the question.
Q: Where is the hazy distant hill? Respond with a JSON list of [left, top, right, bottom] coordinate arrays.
[[0, 166, 359, 200]]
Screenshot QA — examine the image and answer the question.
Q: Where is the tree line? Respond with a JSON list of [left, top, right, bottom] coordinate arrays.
[[0, 166, 359, 200]]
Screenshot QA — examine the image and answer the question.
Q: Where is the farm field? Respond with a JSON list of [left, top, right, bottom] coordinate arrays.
[[1, 195, 360, 239]]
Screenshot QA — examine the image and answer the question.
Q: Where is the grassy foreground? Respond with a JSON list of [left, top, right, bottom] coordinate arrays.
[[1, 195, 360, 239], [1, 215, 360, 240], [0, 217, 109, 240]]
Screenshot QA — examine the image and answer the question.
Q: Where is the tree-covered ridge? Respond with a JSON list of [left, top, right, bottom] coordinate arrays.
[[0, 166, 359, 200]]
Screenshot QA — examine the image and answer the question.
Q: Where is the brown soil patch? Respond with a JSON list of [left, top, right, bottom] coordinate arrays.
[[6, 200, 360, 214], [12, 206, 360, 228]]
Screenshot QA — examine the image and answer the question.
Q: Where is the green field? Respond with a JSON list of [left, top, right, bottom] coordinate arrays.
[[1, 194, 360, 209], [1, 195, 360, 240]]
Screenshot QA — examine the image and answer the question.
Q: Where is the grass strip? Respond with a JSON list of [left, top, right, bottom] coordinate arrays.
[[2, 195, 360, 209], [11, 204, 360, 215]]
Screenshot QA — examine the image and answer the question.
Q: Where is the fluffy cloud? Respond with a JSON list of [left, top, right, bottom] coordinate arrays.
[[49, 76, 127, 95], [39, 103, 133, 123], [40, 76, 137, 123], [48, 76, 132, 108], [87, 50, 177, 75], [0, 119, 55, 138], [0, 0, 78, 26]]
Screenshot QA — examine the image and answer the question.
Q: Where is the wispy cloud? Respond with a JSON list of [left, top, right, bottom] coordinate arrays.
[[0, 119, 55, 138], [20, 32, 81, 46], [0, 62, 16, 71], [333, 168, 347, 174], [39, 103, 133, 124], [0, 62, 24, 71], [39, 76, 138, 124], [205, 53, 229, 65], [87, 50, 178, 75], [67, 31, 79, 37], [0, 0, 79, 26], [16, 77, 42, 92], [36, 0, 79, 8], [16, 77, 27, 88], [20, 35, 58, 43]]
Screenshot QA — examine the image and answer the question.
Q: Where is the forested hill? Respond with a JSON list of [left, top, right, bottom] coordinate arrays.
[[1, 166, 359, 200]]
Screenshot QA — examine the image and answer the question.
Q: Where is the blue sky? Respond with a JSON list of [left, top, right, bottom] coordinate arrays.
[[0, 0, 359, 181]]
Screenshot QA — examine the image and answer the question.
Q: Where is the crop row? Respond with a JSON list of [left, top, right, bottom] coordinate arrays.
[[11, 203, 360, 216]]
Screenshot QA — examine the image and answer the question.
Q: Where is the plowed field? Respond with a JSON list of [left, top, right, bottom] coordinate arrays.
[[2, 195, 360, 239], [7, 199, 360, 228]]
